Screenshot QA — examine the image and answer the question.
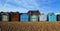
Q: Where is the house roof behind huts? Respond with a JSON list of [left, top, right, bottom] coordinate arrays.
[[28, 10, 40, 15]]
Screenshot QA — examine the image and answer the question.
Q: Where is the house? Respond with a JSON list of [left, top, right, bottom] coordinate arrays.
[[47, 13, 57, 22], [20, 13, 28, 22], [57, 14, 60, 21], [28, 10, 40, 22], [39, 14, 47, 21], [1, 12, 10, 21], [10, 12, 19, 22]]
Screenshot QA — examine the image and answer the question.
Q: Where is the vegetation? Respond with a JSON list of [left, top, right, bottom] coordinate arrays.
[[0, 21, 60, 31]]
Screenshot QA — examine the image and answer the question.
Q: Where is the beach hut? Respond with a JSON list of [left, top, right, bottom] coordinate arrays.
[[0, 12, 2, 21], [1, 12, 10, 21], [39, 14, 47, 21], [10, 12, 19, 22], [28, 10, 40, 22], [20, 13, 28, 22], [57, 14, 60, 21], [0, 26, 2, 31], [47, 13, 57, 22]]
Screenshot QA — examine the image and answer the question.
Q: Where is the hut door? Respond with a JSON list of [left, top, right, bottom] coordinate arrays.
[[11, 13, 19, 21], [2, 15, 8, 21], [49, 15, 56, 22], [58, 16, 60, 21], [20, 14, 28, 22], [40, 15, 47, 21], [32, 16, 36, 21], [30, 15, 38, 22]]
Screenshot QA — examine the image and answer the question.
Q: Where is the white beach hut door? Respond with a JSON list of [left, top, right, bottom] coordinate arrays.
[[31, 15, 37, 22], [39, 15, 47, 21], [2, 15, 8, 21]]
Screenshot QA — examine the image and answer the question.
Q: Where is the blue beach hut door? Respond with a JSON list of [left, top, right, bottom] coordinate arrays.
[[20, 14, 28, 22]]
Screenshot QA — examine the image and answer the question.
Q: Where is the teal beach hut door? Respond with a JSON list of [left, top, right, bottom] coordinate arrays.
[[47, 13, 57, 22]]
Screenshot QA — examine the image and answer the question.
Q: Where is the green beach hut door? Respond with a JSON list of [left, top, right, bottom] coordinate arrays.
[[30, 14, 38, 22]]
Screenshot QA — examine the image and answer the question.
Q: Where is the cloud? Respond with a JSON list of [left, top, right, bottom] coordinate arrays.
[[41, 0, 57, 4], [0, 0, 40, 13], [6, 0, 39, 9], [0, 3, 28, 13], [55, 13, 60, 15]]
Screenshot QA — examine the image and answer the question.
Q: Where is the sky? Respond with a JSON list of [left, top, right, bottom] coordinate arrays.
[[0, 0, 60, 14]]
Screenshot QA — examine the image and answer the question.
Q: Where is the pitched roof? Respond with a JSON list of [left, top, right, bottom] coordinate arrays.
[[28, 10, 40, 15]]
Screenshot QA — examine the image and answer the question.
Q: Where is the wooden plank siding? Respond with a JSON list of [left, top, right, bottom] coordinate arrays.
[[10, 12, 20, 22]]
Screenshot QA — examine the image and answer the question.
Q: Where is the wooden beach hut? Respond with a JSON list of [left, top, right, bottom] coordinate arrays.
[[0, 12, 2, 21], [1, 12, 10, 21], [57, 14, 60, 21], [10, 12, 19, 22], [28, 10, 40, 22], [47, 13, 57, 22]]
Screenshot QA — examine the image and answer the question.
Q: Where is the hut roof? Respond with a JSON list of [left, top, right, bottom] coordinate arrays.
[[28, 10, 40, 15], [10, 12, 19, 15], [57, 14, 60, 16], [1, 12, 9, 15], [20, 13, 28, 15], [47, 13, 55, 16]]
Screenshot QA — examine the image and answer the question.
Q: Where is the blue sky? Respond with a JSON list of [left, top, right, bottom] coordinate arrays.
[[0, 0, 60, 14]]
